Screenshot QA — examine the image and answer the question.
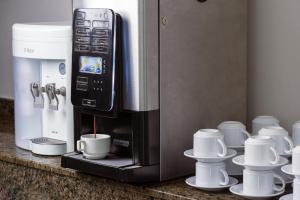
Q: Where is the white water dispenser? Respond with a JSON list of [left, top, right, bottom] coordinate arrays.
[[12, 22, 74, 155]]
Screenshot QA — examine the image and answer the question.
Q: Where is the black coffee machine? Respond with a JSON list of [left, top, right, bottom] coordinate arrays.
[[62, 8, 160, 182], [62, 0, 247, 183]]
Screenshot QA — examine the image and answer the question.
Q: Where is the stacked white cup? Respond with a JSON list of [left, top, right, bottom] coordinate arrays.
[[230, 135, 288, 199], [218, 121, 250, 175], [184, 129, 238, 191], [259, 126, 294, 184], [280, 146, 300, 200], [292, 121, 300, 146], [193, 129, 229, 188], [292, 147, 300, 200], [252, 116, 280, 135]]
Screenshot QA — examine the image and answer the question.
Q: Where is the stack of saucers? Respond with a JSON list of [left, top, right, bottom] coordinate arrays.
[[218, 121, 251, 176], [184, 129, 238, 191], [280, 146, 300, 200], [230, 135, 289, 199]]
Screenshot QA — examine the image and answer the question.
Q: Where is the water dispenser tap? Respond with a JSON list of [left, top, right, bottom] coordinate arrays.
[[45, 83, 66, 110], [30, 82, 44, 108]]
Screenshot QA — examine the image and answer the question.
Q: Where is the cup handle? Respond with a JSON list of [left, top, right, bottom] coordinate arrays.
[[77, 140, 86, 152], [219, 168, 229, 186], [273, 173, 286, 192], [269, 146, 280, 165], [241, 129, 251, 145], [217, 139, 227, 157], [284, 136, 294, 154]]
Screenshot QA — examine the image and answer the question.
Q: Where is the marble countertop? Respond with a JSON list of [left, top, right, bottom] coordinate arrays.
[[0, 119, 280, 200]]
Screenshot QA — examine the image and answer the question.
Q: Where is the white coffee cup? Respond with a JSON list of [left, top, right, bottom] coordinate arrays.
[[193, 129, 227, 158], [259, 126, 294, 155], [77, 134, 111, 159], [196, 161, 229, 187], [293, 178, 300, 200], [244, 136, 279, 165], [243, 169, 285, 195], [292, 146, 300, 175], [293, 121, 300, 146], [252, 116, 279, 135], [218, 121, 251, 147]]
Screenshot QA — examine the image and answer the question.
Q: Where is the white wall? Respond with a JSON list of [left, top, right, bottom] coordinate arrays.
[[248, 0, 300, 132], [0, 0, 72, 99]]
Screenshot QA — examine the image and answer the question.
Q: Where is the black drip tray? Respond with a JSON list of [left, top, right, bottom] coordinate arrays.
[[67, 153, 134, 168], [61, 152, 160, 182]]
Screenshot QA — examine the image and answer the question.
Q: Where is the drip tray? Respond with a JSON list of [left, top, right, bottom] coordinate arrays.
[[61, 152, 160, 182], [31, 137, 66, 145], [30, 137, 66, 156], [64, 152, 133, 168]]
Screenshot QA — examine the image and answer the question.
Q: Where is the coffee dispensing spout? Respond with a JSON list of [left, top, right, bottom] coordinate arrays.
[[30, 82, 45, 108], [45, 83, 66, 111]]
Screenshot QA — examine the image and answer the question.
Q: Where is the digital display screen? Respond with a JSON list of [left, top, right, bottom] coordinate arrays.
[[79, 56, 102, 74]]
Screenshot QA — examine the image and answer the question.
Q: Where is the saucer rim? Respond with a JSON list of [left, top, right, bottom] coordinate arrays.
[[232, 155, 288, 168], [229, 183, 285, 198], [184, 148, 237, 160], [83, 152, 107, 160], [281, 164, 300, 176], [185, 176, 238, 189]]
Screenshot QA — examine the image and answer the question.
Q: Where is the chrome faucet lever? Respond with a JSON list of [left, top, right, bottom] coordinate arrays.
[[45, 84, 66, 110], [30, 82, 44, 108], [45, 83, 59, 110]]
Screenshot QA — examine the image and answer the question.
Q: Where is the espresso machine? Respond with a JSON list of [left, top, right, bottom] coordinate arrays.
[[13, 22, 74, 155], [62, 0, 247, 182]]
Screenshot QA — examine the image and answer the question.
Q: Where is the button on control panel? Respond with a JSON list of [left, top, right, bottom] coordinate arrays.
[[76, 76, 88, 91], [82, 99, 96, 107], [73, 9, 112, 54], [75, 20, 91, 27], [91, 79, 104, 92]]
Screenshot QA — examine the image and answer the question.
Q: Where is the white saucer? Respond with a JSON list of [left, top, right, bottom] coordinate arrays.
[[229, 184, 285, 200], [232, 155, 289, 171], [83, 152, 107, 160], [185, 176, 238, 191], [184, 149, 237, 162], [281, 164, 300, 177], [279, 194, 293, 200]]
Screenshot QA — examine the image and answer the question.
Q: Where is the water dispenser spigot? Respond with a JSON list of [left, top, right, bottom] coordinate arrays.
[[45, 83, 66, 110], [45, 83, 59, 110], [30, 82, 44, 108]]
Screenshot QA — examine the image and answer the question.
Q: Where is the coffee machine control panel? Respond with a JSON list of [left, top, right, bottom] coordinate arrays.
[[71, 8, 120, 111]]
